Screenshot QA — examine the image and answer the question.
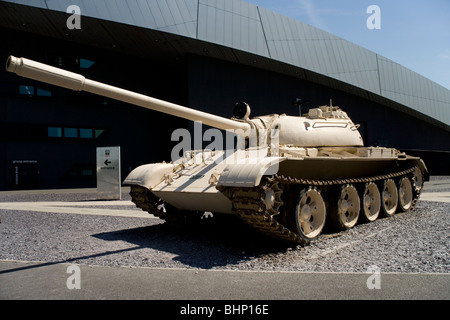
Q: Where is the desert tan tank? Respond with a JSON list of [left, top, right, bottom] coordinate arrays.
[[6, 55, 428, 245]]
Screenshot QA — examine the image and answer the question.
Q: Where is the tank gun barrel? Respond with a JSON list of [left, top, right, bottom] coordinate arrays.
[[6, 56, 251, 133]]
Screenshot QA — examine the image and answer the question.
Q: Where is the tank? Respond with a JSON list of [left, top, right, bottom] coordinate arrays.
[[6, 56, 429, 245]]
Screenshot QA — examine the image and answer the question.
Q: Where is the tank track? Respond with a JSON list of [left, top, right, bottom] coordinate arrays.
[[130, 185, 204, 224], [130, 185, 166, 219], [220, 166, 423, 245], [130, 166, 423, 245]]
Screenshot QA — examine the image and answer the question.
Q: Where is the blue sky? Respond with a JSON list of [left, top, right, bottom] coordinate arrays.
[[247, 0, 450, 90]]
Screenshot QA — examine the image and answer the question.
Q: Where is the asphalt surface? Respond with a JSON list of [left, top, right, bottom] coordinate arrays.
[[1, 260, 448, 300], [0, 178, 449, 302]]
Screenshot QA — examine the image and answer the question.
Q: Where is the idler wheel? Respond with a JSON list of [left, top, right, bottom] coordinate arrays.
[[380, 179, 398, 217], [411, 167, 424, 194], [287, 187, 326, 242], [398, 176, 413, 212], [360, 182, 381, 222]]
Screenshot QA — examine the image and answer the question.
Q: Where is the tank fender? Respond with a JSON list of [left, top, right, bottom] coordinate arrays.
[[217, 157, 285, 187], [123, 163, 175, 189]]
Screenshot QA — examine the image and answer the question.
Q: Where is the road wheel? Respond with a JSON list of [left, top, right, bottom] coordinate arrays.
[[380, 179, 398, 217], [360, 182, 381, 222], [287, 187, 326, 242], [329, 184, 360, 230]]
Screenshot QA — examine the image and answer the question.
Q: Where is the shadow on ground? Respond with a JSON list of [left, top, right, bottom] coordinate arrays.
[[92, 215, 297, 269]]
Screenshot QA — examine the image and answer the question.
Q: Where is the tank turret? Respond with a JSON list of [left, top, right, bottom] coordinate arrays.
[[6, 55, 428, 245]]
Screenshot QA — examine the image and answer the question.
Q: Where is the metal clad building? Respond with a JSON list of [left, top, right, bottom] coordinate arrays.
[[1, 0, 449, 190]]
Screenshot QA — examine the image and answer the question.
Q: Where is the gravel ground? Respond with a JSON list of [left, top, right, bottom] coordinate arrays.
[[0, 189, 449, 274]]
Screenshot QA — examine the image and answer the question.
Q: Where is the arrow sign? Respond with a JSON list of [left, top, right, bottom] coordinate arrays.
[[97, 146, 121, 200]]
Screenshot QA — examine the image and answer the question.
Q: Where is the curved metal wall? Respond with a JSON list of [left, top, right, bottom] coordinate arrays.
[[4, 0, 450, 128]]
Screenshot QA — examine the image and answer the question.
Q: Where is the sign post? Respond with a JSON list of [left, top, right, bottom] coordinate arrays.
[[96, 146, 121, 200]]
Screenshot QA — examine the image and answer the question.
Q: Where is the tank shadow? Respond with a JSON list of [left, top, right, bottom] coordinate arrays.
[[92, 216, 296, 269]]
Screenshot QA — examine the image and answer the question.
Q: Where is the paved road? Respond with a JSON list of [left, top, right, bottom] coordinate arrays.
[[420, 177, 450, 203], [1, 260, 448, 300]]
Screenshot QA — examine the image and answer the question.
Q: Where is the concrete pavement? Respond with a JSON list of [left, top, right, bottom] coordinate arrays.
[[0, 200, 155, 218], [1, 260, 448, 300], [420, 177, 450, 203]]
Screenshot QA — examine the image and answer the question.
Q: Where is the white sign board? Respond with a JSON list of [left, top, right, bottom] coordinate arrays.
[[96, 146, 121, 200]]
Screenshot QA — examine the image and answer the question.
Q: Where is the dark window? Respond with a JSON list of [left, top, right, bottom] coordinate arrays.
[[19, 85, 52, 97], [56, 55, 63, 67], [48, 127, 62, 138], [63, 164, 96, 181], [64, 128, 78, 138], [79, 58, 95, 69], [36, 88, 52, 97], [81, 168, 93, 176], [19, 85, 34, 96], [95, 129, 105, 138], [47, 126, 104, 140], [79, 128, 93, 139]]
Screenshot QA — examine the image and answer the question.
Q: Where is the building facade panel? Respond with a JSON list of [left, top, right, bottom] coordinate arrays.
[[4, 0, 448, 127], [3, 0, 449, 129], [44, 0, 199, 37], [377, 55, 450, 125], [197, 0, 269, 57], [258, 6, 382, 96]]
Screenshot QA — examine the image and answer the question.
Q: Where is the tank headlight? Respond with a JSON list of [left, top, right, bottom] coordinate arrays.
[[233, 101, 251, 120]]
